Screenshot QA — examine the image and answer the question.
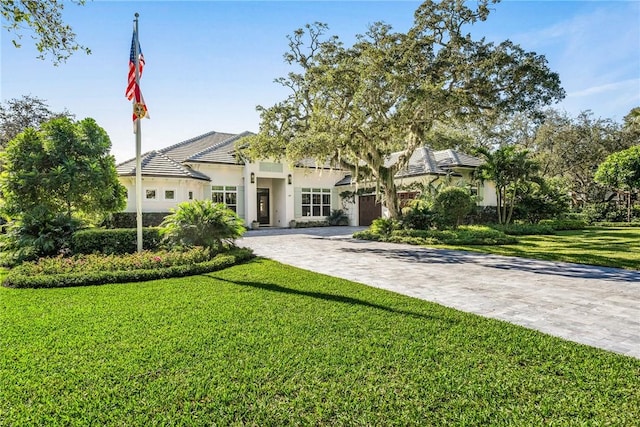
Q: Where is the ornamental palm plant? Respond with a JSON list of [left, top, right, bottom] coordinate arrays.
[[160, 200, 245, 253]]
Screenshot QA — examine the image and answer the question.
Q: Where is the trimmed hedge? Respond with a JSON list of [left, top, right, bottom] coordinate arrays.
[[72, 228, 162, 255], [3, 248, 254, 289], [354, 226, 517, 246], [490, 223, 555, 236], [593, 221, 640, 228], [104, 212, 169, 228], [539, 219, 588, 231]]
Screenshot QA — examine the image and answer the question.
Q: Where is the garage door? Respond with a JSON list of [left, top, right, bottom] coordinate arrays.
[[358, 195, 382, 226]]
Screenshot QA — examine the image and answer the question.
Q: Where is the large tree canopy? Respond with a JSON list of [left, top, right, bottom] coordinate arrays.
[[532, 110, 631, 206], [0, 95, 73, 151], [594, 145, 640, 222], [1, 0, 90, 64], [242, 0, 565, 218], [0, 116, 125, 220]]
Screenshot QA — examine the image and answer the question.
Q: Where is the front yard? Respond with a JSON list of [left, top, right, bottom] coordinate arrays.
[[1, 259, 638, 425], [446, 226, 640, 270]]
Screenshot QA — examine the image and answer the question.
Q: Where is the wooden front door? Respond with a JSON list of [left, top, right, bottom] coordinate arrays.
[[358, 195, 381, 226]]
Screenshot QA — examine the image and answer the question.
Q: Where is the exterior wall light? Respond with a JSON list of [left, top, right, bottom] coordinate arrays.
[[287, 174, 292, 185], [250, 172, 255, 184]]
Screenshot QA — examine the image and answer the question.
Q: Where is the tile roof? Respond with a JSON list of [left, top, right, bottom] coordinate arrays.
[[116, 150, 211, 181], [116, 130, 253, 180], [161, 130, 238, 163], [186, 131, 253, 164], [337, 146, 483, 185]]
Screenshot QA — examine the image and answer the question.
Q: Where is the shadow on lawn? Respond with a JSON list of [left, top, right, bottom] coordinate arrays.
[[209, 276, 452, 323], [339, 247, 640, 283]]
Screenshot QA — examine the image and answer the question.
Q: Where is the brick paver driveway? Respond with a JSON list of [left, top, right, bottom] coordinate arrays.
[[240, 226, 640, 359]]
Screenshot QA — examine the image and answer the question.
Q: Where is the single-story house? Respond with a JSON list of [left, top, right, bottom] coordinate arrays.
[[116, 130, 497, 227]]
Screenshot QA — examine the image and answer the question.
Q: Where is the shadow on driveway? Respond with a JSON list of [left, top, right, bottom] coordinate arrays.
[[339, 246, 640, 283]]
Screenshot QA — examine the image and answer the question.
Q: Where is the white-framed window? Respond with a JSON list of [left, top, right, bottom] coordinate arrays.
[[164, 189, 176, 200], [301, 188, 331, 217], [145, 189, 157, 200], [212, 185, 237, 212]]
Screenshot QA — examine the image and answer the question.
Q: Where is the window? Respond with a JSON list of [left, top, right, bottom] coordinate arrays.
[[164, 190, 175, 200], [212, 185, 237, 212], [301, 188, 331, 217], [188, 191, 193, 200], [145, 189, 157, 200]]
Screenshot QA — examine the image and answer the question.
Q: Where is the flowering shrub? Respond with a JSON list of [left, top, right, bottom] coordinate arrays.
[[3, 248, 254, 289], [11, 247, 211, 276]]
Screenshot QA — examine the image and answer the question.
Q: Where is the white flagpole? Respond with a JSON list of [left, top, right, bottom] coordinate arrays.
[[134, 13, 143, 253]]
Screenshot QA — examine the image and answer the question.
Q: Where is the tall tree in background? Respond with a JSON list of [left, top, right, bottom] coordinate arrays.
[[1, 0, 90, 64], [532, 110, 631, 207], [0, 95, 72, 151], [242, 0, 564, 218], [594, 145, 640, 222]]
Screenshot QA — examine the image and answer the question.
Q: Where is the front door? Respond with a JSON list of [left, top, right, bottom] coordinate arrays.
[[257, 188, 270, 225]]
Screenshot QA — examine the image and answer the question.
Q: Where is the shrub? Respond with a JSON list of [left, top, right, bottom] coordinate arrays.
[[432, 187, 474, 228], [356, 225, 516, 246], [3, 248, 254, 289], [160, 200, 245, 251], [370, 217, 400, 237], [102, 212, 169, 228], [292, 220, 330, 228], [11, 247, 212, 276], [581, 202, 640, 223], [0, 208, 81, 266], [400, 199, 435, 230], [490, 223, 555, 236], [539, 218, 588, 231], [327, 209, 349, 226], [72, 228, 161, 255]]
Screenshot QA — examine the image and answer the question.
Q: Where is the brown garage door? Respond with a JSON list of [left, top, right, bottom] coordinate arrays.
[[359, 195, 382, 226]]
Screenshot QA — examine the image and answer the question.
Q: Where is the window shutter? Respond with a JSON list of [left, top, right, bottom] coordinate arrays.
[[237, 186, 245, 219], [294, 187, 302, 218]]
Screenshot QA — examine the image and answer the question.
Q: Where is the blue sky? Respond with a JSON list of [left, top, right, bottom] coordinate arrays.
[[2, 1, 639, 163]]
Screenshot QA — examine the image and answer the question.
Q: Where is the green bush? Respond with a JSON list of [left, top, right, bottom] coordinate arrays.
[[102, 212, 169, 228], [356, 225, 516, 246], [292, 220, 330, 228], [539, 218, 588, 231], [72, 228, 161, 255], [160, 200, 245, 251], [3, 248, 254, 289], [400, 199, 435, 230], [433, 187, 475, 228], [370, 217, 401, 237], [326, 209, 349, 226], [352, 230, 382, 241], [0, 208, 82, 266], [592, 221, 640, 228], [581, 202, 640, 223], [490, 223, 556, 236]]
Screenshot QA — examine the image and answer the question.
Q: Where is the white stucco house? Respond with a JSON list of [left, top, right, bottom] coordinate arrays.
[[116, 130, 497, 227]]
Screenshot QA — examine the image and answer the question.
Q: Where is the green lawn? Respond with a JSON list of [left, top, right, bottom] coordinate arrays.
[[1, 259, 638, 425], [447, 226, 640, 270]]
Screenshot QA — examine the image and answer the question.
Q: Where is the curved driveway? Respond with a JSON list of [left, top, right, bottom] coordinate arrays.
[[239, 227, 640, 359]]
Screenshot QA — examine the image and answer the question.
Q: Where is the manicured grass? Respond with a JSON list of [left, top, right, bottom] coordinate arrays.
[[1, 259, 638, 425], [446, 227, 640, 270]]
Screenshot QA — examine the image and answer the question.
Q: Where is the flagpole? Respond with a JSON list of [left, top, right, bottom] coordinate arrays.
[[134, 13, 143, 253]]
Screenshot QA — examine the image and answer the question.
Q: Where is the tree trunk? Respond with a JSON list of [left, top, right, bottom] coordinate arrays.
[[381, 169, 400, 219], [496, 188, 503, 224]]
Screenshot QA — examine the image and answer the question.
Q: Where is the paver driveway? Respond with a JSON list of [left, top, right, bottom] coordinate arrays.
[[240, 226, 640, 359]]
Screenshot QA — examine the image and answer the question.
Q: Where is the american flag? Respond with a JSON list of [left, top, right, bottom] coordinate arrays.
[[126, 29, 145, 101]]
